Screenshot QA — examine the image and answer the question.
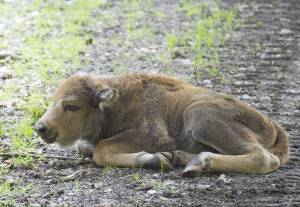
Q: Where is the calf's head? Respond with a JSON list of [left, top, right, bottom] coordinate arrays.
[[35, 73, 117, 146]]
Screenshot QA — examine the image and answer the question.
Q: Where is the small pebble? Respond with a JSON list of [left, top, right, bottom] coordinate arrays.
[[280, 28, 293, 35], [164, 180, 175, 186], [197, 184, 211, 189], [104, 188, 113, 193], [147, 189, 157, 195]]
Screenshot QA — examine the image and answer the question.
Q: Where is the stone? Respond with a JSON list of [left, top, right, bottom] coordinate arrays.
[[197, 184, 211, 189], [280, 29, 293, 35], [147, 189, 157, 194], [0, 51, 17, 60], [104, 188, 113, 193], [0, 66, 13, 80]]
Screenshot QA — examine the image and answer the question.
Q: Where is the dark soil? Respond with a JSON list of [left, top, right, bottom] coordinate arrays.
[[1, 0, 300, 206]]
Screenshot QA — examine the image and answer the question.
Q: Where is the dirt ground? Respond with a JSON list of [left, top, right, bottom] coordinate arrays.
[[1, 0, 300, 206]]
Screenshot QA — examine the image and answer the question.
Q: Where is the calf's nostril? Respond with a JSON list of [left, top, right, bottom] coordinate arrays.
[[36, 123, 47, 134]]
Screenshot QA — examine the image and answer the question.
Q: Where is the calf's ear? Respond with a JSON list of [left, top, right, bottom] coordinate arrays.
[[95, 88, 118, 110]]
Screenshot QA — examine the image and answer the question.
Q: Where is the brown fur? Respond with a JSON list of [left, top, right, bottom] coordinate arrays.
[[36, 73, 289, 176]]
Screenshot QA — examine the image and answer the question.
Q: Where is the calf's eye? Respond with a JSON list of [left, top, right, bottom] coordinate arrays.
[[64, 105, 80, 112]]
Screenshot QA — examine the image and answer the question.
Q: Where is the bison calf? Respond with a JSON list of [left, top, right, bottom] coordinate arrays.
[[36, 73, 289, 176]]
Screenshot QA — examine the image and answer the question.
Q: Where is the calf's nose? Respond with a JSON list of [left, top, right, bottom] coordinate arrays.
[[35, 122, 48, 135]]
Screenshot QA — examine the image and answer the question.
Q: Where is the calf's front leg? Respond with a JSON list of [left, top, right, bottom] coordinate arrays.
[[93, 127, 174, 171], [76, 139, 95, 157]]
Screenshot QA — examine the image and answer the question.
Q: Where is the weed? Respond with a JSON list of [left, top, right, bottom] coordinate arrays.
[[166, 33, 178, 51], [0, 81, 19, 101], [102, 165, 116, 175], [75, 179, 81, 192], [177, 1, 204, 17], [6, 118, 38, 168], [19, 89, 49, 122], [0, 2, 11, 15], [0, 167, 9, 176], [189, 5, 236, 80], [208, 67, 219, 77], [153, 10, 166, 19], [0, 180, 30, 205], [154, 2, 237, 81], [221, 74, 229, 84], [0, 181, 12, 196], [150, 179, 163, 190], [160, 162, 167, 173], [132, 172, 142, 182], [9, 119, 35, 151], [13, 155, 35, 168]]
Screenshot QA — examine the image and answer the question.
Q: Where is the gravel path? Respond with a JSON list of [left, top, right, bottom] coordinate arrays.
[[1, 0, 299, 206]]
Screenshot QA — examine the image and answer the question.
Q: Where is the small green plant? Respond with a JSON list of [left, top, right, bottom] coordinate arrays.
[[0, 181, 12, 196], [102, 165, 116, 175], [132, 172, 142, 182], [166, 33, 178, 50], [177, 1, 203, 17], [13, 155, 35, 168], [0, 167, 9, 176], [153, 10, 166, 19], [7, 118, 37, 168], [0, 180, 30, 206], [189, 6, 236, 80], [7, 119, 37, 169], [20, 90, 49, 122], [0, 82, 19, 101], [156, 2, 237, 81], [208, 67, 219, 77], [74, 179, 81, 192], [150, 179, 163, 190], [160, 162, 167, 173]]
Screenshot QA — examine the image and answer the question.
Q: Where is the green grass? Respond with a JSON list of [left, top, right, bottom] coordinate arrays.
[[0, 2, 103, 201], [10, 0, 103, 84], [0, 0, 103, 175], [166, 33, 178, 51], [7, 118, 38, 168], [0, 181, 12, 196], [131, 172, 164, 190], [12, 119, 34, 149], [0, 81, 19, 101], [13, 155, 35, 168], [0, 180, 31, 206], [188, 7, 236, 80], [0, 181, 15, 207], [19, 89, 49, 122], [74, 179, 81, 192], [150, 179, 163, 190], [0, 2, 11, 14], [159, 2, 237, 81], [102, 165, 117, 175], [132, 172, 142, 182]]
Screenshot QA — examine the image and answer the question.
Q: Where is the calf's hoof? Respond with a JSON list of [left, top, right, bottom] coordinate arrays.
[[182, 152, 213, 177]]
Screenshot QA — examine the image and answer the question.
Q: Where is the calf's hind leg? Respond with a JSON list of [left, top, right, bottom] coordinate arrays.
[[182, 105, 280, 176], [182, 146, 280, 177]]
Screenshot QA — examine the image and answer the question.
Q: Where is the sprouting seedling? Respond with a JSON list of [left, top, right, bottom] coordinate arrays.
[[166, 33, 178, 50], [160, 162, 166, 173]]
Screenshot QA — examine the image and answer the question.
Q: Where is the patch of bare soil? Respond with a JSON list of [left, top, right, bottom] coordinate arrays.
[[1, 0, 300, 206]]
